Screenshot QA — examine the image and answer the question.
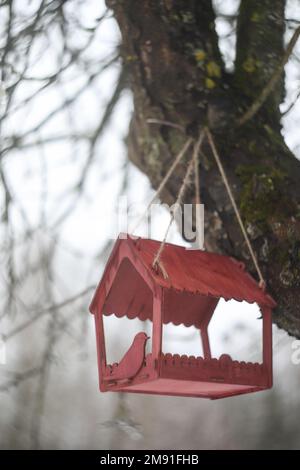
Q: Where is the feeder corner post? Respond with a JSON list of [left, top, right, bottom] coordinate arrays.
[[201, 326, 212, 360], [152, 286, 164, 376], [94, 306, 107, 391], [262, 305, 273, 388]]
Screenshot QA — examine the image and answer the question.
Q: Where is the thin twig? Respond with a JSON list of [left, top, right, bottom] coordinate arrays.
[[146, 118, 185, 132], [281, 88, 300, 116]]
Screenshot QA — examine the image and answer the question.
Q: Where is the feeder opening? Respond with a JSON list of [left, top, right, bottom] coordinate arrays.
[[208, 299, 263, 363], [162, 323, 204, 358], [103, 315, 152, 365]]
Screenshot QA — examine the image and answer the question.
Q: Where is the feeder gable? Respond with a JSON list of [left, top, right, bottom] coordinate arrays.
[[89, 236, 157, 316]]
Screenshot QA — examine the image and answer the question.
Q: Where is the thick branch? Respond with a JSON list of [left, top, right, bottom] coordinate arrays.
[[238, 26, 300, 126], [235, 0, 285, 122]]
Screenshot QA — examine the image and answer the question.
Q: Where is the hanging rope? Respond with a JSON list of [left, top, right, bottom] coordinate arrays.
[[152, 156, 195, 272], [205, 127, 265, 288], [130, 121, 264, 286], [130, 137, 193, 234], [152, 131, 205, 272]]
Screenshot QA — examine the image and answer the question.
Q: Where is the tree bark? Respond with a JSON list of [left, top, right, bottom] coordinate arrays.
[[107, 0, 300, 337]]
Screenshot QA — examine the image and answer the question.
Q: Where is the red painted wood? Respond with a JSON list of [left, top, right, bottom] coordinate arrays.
[[201, 328, 211, 360], [94, 310, 107, 392], [152, 288, 163, 367], [90, 233, 275, 399], [103, 332, 148, 381], [102, 352, 267, 399], [262, 306, 273, 388]]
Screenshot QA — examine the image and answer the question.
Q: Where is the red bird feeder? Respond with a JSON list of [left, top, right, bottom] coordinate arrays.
[[90, 234, 275, 399]]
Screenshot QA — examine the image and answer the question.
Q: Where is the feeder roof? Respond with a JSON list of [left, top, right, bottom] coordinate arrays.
[[134, 235, 275, 306], [90, 234, 276, 324]]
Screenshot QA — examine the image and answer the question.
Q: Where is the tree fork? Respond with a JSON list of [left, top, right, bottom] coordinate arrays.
[[107, 0, 300, 337]]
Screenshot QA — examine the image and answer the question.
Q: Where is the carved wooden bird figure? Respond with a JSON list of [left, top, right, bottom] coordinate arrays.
[[105, 332, 149, 382]]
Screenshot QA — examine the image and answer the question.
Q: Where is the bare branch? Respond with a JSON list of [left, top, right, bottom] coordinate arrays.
[[0, 367, 42, 393], [4, 285, 95, 340]]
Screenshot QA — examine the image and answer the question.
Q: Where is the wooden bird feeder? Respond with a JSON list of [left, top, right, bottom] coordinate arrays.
[[90, 234, 276, 399]]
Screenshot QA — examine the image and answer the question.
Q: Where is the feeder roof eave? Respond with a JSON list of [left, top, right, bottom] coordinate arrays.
[[89, 234, 276, 315], [157, 284, 275, 309], [128, 235, 276, 309]]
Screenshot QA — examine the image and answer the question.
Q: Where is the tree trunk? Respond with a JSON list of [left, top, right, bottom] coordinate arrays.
[[107, 0, 300, 337]]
